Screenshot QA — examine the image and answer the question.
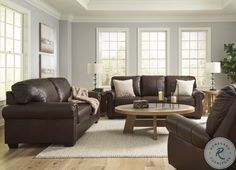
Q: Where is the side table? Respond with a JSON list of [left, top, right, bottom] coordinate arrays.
[[203, 90, 219, 115], [92, 88, 107, 117]]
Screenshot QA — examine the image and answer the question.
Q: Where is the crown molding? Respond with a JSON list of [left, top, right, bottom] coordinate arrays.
[[24, 0, 61, 19], [72, 14, 236, 23]]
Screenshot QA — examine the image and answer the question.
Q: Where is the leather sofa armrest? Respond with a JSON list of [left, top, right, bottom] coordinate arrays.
[[3, 102, 78, 119], [88, 91, 101, 101], [192, 89, 205, 100], [105, 90, 116, 100], [166, 114, 210, 149]]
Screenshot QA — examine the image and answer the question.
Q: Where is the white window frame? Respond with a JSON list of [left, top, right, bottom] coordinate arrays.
[[138, 28, 170, 75], [0, 0, 31, 102], [179, 27, 211, 88], [96, 27, 129, 88]]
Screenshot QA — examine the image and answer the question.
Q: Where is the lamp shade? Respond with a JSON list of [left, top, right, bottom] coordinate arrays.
[[206, 62, 221, 73], [87, 63, 102, 74]]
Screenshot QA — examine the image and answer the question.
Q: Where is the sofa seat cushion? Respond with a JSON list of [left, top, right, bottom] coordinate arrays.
[[168, 95, 195, 106], [115, 97, 141, 106], [142, 96, 158, 103], [77, 103, 92, 123]]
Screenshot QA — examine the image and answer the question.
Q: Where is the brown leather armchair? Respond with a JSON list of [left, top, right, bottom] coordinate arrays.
[[2, 78, 100, 148], [166, 84, 236, 170]]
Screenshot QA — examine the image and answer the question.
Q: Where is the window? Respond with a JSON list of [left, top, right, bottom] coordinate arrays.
[[179, 28, 211, 88], [97, 28, 128, 87], [0, 5, 24, 100], [138, 28, 169, 75]]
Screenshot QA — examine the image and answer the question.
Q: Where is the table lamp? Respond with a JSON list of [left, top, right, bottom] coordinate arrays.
[[206, 62, 221, 91], [87, 62, 102, 89]]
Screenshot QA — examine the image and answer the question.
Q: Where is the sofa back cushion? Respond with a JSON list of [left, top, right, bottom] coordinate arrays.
[[206, 84, 236, 137], [141, 76, 165, 96], [49, 78, 71, 102], [111, 76, 141, 96], [11, 79, 60, 104], [165, 76, 196, 97]]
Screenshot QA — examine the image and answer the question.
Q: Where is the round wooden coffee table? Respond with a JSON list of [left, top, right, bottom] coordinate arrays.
[[115, 103, 195, 140]]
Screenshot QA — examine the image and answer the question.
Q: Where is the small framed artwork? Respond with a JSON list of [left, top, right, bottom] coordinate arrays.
[[39, 23, 55, 53], [39, 54, 56, 78]]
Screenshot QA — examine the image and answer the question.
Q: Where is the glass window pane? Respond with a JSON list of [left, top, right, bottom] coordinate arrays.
[[110, 51, 117, 59], [0, 38, 5, 51], [101, 51, 109, 59], [198, 32, 206, 40], [190, 50, 197, 58], [190, 59, 198, 68], [0, 22, 5, 36], [0, 83, 5, 98], [6, 24, 13, 38], [101, 32, 109, 41], [150, 59, 157, 68], [182, 32, 189, 40], [118, 32, 125, 41], [15, 54, 21, 68], [102, 42, 109, 50], [0, 7, 5, 22], [14, 12, 22, 27], [190, 41, 197, 49], [190, 32, 197, 40], [6, 68, 14, 81], [6, 9, 14, 24], [6, 39, 13, 52], [142, 51, 149, 59], [158, 60, 166, 68], [158, 42, 165, 50], [110, 42, 117, 50], [150, 42, 157, 50], [158, 50, 166, 59], [14, 27, 21, 40], [150, 32, 157, 41], [0, 53, 5, 67], [198, 41, 206, 50], [117, 51, 125, 59], [14, 40, 21, 53], [118, 60, 126, 68], [157, 69, 166, 75], [118, 42, 125, 50], [6, 82, 13, 91], [150, 50, 157, 59], [182, 60, 190, 67], [158, 32, 166, 41], [110, 33, 117, 41], [142, 32, 149, 41], [182, 50, 189, 59], [182, 41, 189, 50], [142, 60, 149, 68], [7, 54, 14, 67], [182, 68, 189, 75], [142, 42, 149, 50], [15, 68, 21, 81], [0, 68, 5, 82]]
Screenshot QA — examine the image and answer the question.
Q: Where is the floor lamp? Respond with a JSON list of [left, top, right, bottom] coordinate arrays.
[[206, 62, 221, 91], [87, 62, 102, 90]]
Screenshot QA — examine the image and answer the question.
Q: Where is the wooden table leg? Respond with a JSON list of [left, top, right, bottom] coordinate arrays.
[[123, 115, 136, 134], [153, 116, 157, 140]]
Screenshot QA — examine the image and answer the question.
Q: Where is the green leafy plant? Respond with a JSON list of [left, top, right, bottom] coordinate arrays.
[[221, 43, 236, 83]]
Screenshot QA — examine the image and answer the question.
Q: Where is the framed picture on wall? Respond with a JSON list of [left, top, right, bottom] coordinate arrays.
[[39, 54, 56, 78], [39, 23, 55, 53]]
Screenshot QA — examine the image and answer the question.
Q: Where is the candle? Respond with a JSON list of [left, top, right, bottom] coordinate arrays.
[[171, 96, 177, 103], [158, 91, 164, 101]]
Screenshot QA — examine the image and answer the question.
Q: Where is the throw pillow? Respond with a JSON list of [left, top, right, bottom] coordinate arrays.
[[113, 79, 136, 97], [174, 79, 195, 96]]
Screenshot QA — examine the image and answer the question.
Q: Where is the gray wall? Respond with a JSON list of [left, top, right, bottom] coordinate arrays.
[[72, 22, 236, 90]]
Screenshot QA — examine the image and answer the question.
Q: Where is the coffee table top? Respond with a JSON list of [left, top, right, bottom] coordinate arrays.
[[115, 103, 195, 116]]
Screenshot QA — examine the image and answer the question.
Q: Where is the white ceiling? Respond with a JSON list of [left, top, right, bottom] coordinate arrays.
[[30, 0, 236, 22]]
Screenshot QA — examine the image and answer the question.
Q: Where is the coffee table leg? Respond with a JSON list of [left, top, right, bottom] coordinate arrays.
[[124, 115, 136, 134], [153, 116, 157, 140]]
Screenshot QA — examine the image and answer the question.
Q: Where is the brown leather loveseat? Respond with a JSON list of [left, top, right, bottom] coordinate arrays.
[[166, 84, 236, 170], [106, 75, 204, 119], [2, 78, 100, 148]]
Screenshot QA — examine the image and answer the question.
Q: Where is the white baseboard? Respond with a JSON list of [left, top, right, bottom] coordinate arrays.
[[0, 119, 4, 126]]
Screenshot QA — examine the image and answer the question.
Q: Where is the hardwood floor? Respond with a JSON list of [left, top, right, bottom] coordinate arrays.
[[0, 126, 175, 170]]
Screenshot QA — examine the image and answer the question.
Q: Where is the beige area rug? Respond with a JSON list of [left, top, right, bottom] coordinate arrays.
[[36, 117, 207, 158]]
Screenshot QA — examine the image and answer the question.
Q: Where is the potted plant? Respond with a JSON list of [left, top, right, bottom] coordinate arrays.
[[221, 43, 236, 83]]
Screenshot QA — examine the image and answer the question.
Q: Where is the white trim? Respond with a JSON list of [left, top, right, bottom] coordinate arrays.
[[24, 0, 61, 20], [71, 14, 236, 23], [137, 27, 170, 76], [96, 27, 129, 88]]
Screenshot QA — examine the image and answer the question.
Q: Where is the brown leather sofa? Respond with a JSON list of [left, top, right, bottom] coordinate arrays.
[[106, 75, 204, 119], [2, 78, 100, 148], [166, 84, 236, 170]]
